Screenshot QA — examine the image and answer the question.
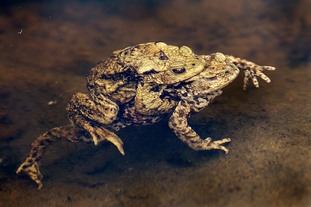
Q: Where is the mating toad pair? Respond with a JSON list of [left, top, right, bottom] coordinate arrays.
[[16, 42, 275, 189]]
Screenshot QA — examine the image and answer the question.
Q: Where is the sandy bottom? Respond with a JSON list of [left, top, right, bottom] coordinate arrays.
[[0, 0, 310, 206]]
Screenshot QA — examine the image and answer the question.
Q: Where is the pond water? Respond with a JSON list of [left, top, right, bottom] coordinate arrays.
[[0, 0, 310, 206]]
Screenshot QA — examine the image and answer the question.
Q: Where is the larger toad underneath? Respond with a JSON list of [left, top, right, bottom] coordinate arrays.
[[16, 42, 275, 189]]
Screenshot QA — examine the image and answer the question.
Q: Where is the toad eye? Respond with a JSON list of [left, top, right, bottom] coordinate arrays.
[[172, 67, 186, 74], [159, 51, 169, 60]]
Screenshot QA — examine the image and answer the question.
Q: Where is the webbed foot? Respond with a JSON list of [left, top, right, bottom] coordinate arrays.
[[89, 126, 125, 155], [16, 162, 43, 190]]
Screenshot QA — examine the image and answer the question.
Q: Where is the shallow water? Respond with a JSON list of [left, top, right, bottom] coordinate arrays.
[[0, 0, 310, 206]]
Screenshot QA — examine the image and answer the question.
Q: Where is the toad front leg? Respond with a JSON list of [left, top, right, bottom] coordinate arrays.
[[168, 101, 231, 153]]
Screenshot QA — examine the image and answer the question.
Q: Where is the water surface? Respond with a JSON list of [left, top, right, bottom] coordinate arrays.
[[0, 0, 310, 206]]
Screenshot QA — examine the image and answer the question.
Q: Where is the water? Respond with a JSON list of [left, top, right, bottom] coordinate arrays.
[[0, 0, 310, 206]]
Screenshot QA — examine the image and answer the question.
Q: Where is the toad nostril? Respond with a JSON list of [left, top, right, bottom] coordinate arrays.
[[172, 68, 186, 74]]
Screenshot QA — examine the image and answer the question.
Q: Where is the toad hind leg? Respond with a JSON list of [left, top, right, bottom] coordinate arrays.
[[71, 118, 124, 155], [168, 102, 231, 153], [67, 92, 124, 155], [16, 125, 85, 190]]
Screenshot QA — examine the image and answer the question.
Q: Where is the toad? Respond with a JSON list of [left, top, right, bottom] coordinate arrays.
[[16, 42, 275, 189]]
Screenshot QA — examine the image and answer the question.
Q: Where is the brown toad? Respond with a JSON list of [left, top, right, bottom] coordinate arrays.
[[16, 42, 275, 189]]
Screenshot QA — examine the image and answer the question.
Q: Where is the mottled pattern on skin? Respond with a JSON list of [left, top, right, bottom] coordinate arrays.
[[169, 100, 231, 153], [16, 42, 275, 189]]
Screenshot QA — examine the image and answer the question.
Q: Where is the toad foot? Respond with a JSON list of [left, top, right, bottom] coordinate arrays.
[[200, 137, 231, 154], [16, 162, 43, 190], [91, 127, 125, 155]]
